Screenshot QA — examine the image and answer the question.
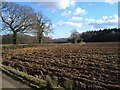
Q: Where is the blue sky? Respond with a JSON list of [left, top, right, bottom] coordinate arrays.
[[6, 0, 119, 38]]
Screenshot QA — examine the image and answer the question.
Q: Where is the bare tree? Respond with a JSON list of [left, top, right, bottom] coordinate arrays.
[[1, 2, 36, 44], [35, 13, 53, 44], [70, 30, 81, 44]]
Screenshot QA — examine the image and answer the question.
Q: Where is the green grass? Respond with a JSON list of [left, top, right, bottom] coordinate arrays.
[[1, 64, 46, 89], [1, 64, 65, 90]]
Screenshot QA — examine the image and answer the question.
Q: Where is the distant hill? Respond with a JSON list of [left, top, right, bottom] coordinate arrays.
[[53, 38, 69, 43]]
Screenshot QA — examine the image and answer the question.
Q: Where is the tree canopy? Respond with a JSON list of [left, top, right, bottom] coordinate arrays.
[[1, 2, 37, 44], [81, 28, 120, 42], [1, 2, 53, 45]]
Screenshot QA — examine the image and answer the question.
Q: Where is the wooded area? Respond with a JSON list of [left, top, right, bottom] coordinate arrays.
[[2, 28, 120, 44], [81, 28, 120, 42]]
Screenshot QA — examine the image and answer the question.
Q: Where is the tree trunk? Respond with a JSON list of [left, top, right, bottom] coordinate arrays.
[[13, 31, 17, 45], [75, 39, 77, 44], [38, 31, 43, 44], [38, 35, 42, 44]]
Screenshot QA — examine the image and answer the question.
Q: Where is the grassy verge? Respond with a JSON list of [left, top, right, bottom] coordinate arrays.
[[1, 64, 64, 90]]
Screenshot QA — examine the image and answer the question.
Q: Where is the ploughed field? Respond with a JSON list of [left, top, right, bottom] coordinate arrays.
[[2, 42, 120, 89]]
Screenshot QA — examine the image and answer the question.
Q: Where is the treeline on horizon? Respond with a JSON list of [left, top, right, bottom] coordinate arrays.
[[1, 28, 120, 44], [81, 28, 120, 42], [1, 34, 52, 44]]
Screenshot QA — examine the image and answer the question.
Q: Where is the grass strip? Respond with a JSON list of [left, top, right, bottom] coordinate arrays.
[[1, 64, 46, 89], [1, 64, 64, 90]]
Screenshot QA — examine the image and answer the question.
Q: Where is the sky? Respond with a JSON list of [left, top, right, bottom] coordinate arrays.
[[3, 0, 119, 38]]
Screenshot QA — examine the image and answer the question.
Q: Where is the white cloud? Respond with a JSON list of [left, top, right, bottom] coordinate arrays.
[[61, 7, 87, 16], [59, 0, 70, 9], [61, 10, 72, 16], [4, 0, 120, 3], [59, 0, 76, 9], [102, 16, 109, 20], [86, 14, 118, 29], [88, 3, 94, 6], [74, 7, 87, 15], [51, 9, 57, 13], [52, 24, 56, 28], [58, 20, 82, 28], [69, 16, 83, 21], [76, 29, 84, 34], [35, 0, 76, 10], [70, 0, 76, 6], [105, 0, 119, 4]]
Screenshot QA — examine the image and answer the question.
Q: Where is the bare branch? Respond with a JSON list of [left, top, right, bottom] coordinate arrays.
[[1, 2, 36, 44]]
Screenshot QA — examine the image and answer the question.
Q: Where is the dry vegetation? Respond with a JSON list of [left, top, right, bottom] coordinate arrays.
[[2, 42, 120, 90]]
